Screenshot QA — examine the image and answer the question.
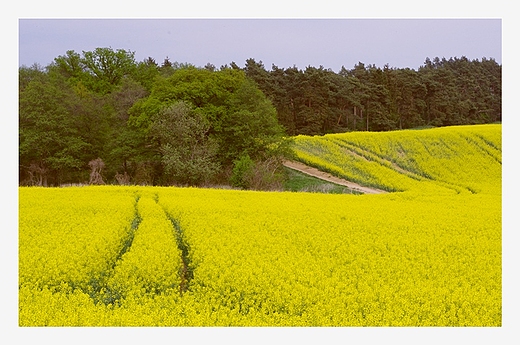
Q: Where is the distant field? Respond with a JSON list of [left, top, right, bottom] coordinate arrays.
[[19, 124, 501, 326], [292, 124, 501, 195]]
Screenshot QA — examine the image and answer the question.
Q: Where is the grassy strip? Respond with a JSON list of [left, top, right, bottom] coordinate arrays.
[[283, 167, 361, 194]]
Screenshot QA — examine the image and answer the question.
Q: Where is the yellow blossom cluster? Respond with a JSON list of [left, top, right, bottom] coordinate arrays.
[[19, 188, 501, 326], [19, 186, 136, 292]]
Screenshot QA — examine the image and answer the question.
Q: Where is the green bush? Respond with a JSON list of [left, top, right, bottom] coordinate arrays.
[[230, 154, 255, 189]]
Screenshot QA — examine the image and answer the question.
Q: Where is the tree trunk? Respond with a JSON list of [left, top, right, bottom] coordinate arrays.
[[353, 106, 357, 129], [366, 108, 369, 131]]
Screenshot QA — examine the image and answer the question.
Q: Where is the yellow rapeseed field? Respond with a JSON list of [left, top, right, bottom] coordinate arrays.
[[292, 124, 501, 195], [18, 124, 501, 326]]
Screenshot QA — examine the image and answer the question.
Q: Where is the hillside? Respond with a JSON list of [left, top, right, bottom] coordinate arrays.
[[290, 124, 501, 195]]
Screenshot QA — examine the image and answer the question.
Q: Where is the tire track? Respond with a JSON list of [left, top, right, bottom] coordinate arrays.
[[36, 193, 193, 305], [331, 138, 431, 181], [341, 138, 478, 194], [157, 198, 193, 296], [356, 139, 476, 194], [462, 134, 502, 165], [293, 136, 477, 194], [115, 194, 142, 263], [76, 193, 143, 306]]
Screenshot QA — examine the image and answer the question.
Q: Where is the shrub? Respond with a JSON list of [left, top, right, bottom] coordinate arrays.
[[230, 155, 285, 191], [230, 154, 255, 189]]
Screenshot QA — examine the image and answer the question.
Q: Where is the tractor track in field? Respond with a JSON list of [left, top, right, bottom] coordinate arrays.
[[329, 138, 430, 181], [282, 160, 387, 194], [115, 194, 142, 264], [86, 194, 193, 303], [68, 194, 143, 306], [165, 212, 193, 295], [155, 196, 193, 296], [289, 137, 481, 195]]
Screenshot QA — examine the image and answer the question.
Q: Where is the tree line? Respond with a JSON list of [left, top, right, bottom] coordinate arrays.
[[19, 48, 501, 188], [243, 56, 501, 135]]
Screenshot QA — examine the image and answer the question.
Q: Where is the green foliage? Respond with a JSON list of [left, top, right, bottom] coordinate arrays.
[[19, 63, 46, 91], [52, 50, 84, 82], [230, 154, 255, 189], [81, 48, 137, 94], [219, 79, 285, 163], [19, 49, 501, 188], [51, 48, 138, 95], [128, 67, 238, 132], [149, 102, 220, 186], [133, 58, 160, 93], [230, 154, 286, 191], [19, 71, 91, 185], [130, 66, 286, 170], [245, 57, 501, 135]]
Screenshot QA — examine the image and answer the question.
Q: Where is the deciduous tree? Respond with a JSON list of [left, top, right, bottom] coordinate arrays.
[[149, 102, 220, 186]]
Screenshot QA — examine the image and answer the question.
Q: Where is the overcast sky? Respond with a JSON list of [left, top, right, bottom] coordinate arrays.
[[19, 18, 501, 72]]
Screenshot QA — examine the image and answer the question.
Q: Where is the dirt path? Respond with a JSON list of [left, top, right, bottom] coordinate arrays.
[[282, 160, 387, 194]]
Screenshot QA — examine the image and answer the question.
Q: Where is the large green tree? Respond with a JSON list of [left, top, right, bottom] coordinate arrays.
[[149, 102, 220, 186], [221, 78, 285, 163], [81, 48, 137, 94], [129, 66, 286, 167], [51, 47, 138, 94]]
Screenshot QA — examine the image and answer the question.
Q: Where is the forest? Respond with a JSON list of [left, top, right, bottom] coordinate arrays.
[[19, 47, 501, 187]]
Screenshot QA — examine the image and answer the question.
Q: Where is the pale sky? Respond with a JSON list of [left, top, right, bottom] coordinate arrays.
[[18, 18, 501, 72]]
